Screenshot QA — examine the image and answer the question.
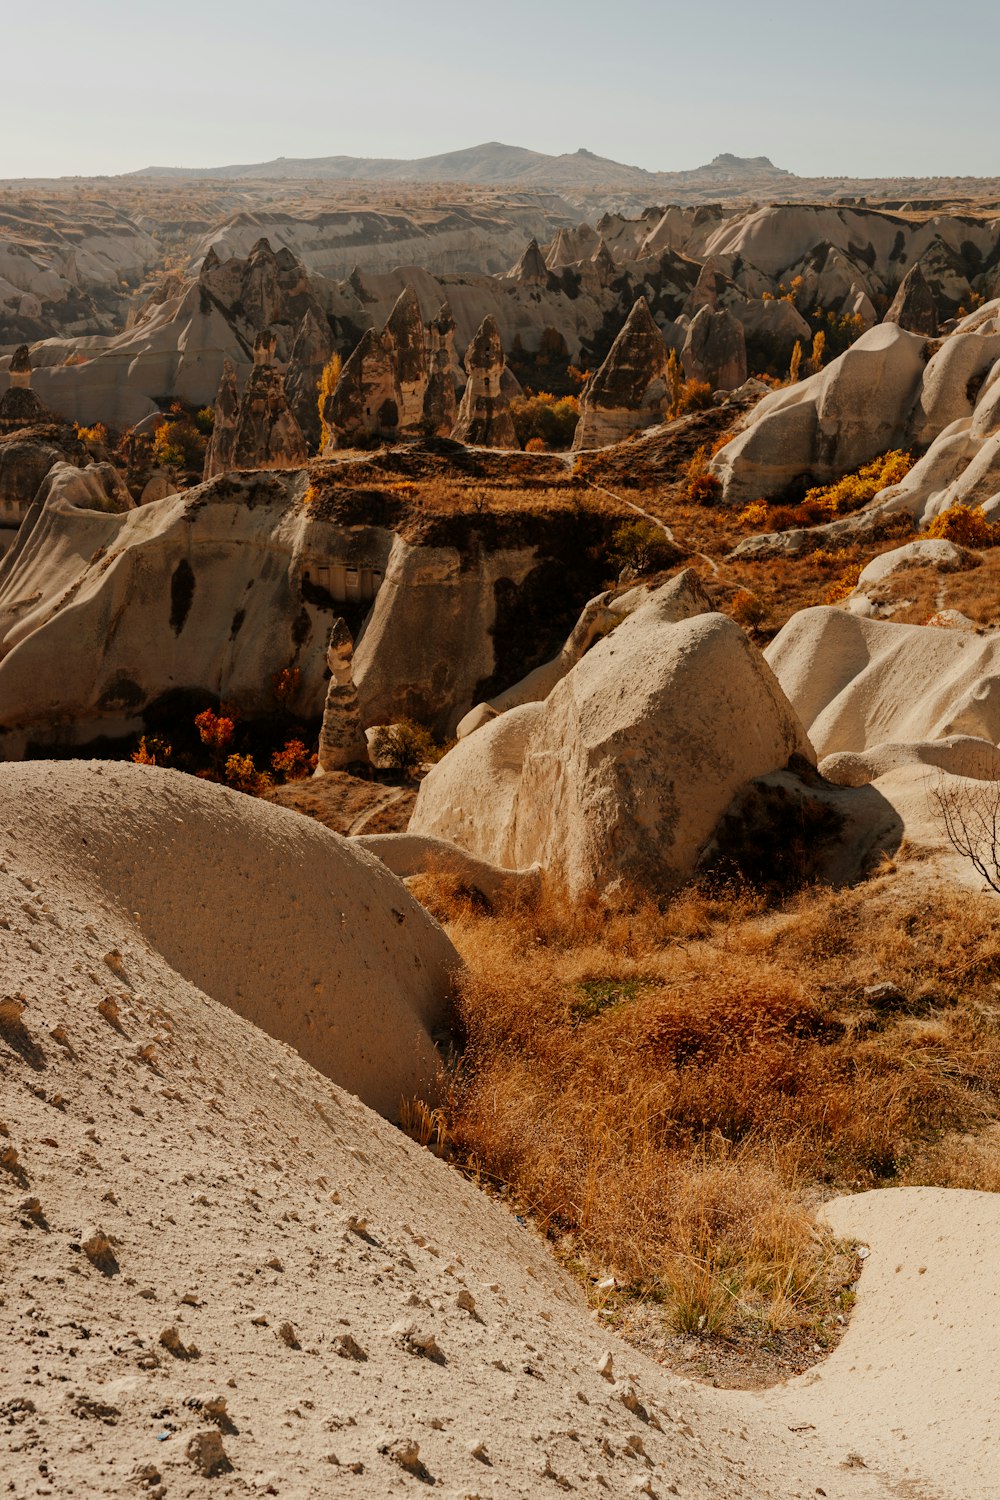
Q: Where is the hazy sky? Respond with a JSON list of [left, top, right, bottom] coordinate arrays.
[[4, 0, 998, 179]]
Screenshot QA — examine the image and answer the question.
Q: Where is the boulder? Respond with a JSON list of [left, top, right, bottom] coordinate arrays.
[[681, 305, 747, 392], [411, 602, 813, 895], [572, 297, 670, 450], [884, 264, 938, 336], [820, 734, 1000, 788], [452, 315, 518, 449], [855, 538, 978, 589]]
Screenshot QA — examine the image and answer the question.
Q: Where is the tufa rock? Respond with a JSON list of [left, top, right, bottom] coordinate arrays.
[[681, 305, 748, 392], [884, 263, 938, 337], [382, 287, 430, 435], [422, 303, 458, 437], [316, 619, 368, 773], [572, 297, 670, 450], [452, 316, 519, 448], [230, 332, 308, 472], [323, 327, 398, 450], [284, 307, 335, 447], [202, 359, 240, 479], [0, 346, 53, 434]]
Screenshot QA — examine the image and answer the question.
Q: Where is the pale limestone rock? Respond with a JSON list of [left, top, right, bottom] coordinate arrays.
[[382, 286, 430, 434], [231, 333, 308, 471], [422, 303, 458, 437]]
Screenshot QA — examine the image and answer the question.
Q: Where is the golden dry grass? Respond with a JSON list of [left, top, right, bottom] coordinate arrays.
[[410, 871, 1000, 1356]]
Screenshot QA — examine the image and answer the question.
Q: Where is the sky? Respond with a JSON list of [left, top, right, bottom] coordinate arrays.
[[4, 0, 999, 180]]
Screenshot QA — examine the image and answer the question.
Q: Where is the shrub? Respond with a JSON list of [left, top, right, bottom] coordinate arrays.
[[509, 391, 580, 449], [368, 719, 443, 780], [925, 502, 995, 547], [317, 352, 342, 450], [152, 413, 206, 472], [271, 739, 317, 781], [729, 588, 767, 630], [737, 501, 769, 529], [803, 450, 913, 516], [688, 473, 722, 506], [224, 752, 273, 796], [524, 436, 547, 453], [608, 519, 677, 575]]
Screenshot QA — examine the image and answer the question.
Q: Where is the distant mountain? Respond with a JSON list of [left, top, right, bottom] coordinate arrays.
[[131, 141, 792, 196]]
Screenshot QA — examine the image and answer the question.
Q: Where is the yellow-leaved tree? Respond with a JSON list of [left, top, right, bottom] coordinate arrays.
[[316, 353, 342, 451]]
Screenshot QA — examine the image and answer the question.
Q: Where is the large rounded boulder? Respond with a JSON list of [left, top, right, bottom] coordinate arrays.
[[411, 602, 813, 895]]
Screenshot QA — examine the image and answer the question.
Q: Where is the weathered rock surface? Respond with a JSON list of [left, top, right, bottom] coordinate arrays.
[[284, 306, 336, 446], [451, 315, 518, 448], [572, 297, 670, 449], [765, 606, 1000, 757], [317, 617, 368, 771], [230, 332, 308, 472], [0, 345, 52, 433], [411, 598, 813, 894], [202, 357, 240, 478]]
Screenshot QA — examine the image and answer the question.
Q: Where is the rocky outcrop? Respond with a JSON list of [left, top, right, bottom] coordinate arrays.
[[765, 606, 1000, 757], [284, 307, 335, 447], [323, 327, 398, 448], [572, 297, 670, 450], [423, 303, 458, 437], [451, 316, 518, 448], [202, 358, 240, 478], [411, 597, 813, 894], [884, 264, 938, 336], [681, 305, 747, 391], [382, 287, 430, 434], [322, 287, 457, 449], [712, 323, 928, 503], [0, 346, 52, 434], [230, 332, 308, 472], [505, 238, 552, 287]]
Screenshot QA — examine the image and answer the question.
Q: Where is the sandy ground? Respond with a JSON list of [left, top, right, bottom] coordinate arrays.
[[0, 760, 996, 1497]]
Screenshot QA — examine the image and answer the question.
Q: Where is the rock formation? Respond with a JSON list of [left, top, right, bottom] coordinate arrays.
[[423, 302, 458, 437], [411, 594, 812, 893], [382, 286, 430, 433], [681, 304, 748, 390], [505, 238, 552, 287], [712, 323, 928, 503], [316, 618, 368, 771], [284, 306, 335, 447], [230, 332, 308, 472], [884, 263, 938, 336], [451, 315, 519, 448], [765, 606, 1000, 758], [202, 357, 240, 478], [572, 297, 670, 449], [323, 326, 399, 448], [0, 346, 52, 433]]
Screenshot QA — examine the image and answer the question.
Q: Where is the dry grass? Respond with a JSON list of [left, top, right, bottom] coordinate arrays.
[[410, 870, 1000, 1370]]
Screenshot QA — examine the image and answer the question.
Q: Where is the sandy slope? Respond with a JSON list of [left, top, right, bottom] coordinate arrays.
[[0, 761, 995, 1497]]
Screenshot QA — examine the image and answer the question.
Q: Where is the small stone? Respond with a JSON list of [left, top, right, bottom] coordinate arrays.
[[471, 1441, 492, 1464], [381, 1438, 430, 1481], [82, 1228, 117, 1274], [456, 1289, 477, 1315], [277, 1321, 300, 1349], [596, 1351, 615, 1382], [346, 1214, 368, 1236], [97, 996, 121, 1027], [333, 1332, 367, 1361], [185, 1429, 231, 1477]]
